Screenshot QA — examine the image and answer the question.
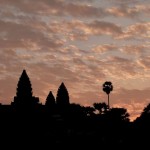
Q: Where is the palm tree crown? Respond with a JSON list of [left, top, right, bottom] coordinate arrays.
[[103, 81, 113, 109], [103, 81, 113, 94]]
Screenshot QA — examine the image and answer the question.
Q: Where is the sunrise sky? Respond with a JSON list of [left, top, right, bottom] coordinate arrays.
[[0, 0, 149, 120]]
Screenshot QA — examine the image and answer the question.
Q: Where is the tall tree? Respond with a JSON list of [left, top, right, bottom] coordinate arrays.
[[56, 82, 70, 107], [45, 91, 55, 107], [103, 81, 113, 109]]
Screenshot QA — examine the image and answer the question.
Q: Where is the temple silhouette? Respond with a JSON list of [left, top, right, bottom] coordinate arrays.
[[0, 69, 149, 148], [11, 70, 40, 108]]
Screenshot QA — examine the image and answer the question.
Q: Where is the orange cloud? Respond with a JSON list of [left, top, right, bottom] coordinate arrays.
[[118, 22, 150, 40], [107, 5, 150, 18]]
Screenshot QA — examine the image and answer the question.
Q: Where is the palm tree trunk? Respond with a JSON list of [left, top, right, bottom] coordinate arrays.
[[108, 94, 110, 109]]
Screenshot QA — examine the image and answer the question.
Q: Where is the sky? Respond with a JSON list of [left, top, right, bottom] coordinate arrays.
[[0, 0, 149, 121]]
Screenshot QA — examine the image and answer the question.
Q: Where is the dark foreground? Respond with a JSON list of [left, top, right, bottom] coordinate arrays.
[[0, 106, 149, 149]]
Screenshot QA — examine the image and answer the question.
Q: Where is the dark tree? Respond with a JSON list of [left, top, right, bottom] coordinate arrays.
[[45, 91, 55, 107], [93, 102, 108, 114], [84, 106, 95, 116], [56, 82, 70, 107], [107, 108, 130, 122], [103, 81, 113, 109], [134, 103, 150, 124], [11, 69, 39, 107], [67, 103, 87, 120], [142, 103, 150, 115]]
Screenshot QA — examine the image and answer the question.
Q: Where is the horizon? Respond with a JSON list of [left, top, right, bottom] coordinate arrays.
[[0, 0, 149, 121], [0, 69, 147, 122]]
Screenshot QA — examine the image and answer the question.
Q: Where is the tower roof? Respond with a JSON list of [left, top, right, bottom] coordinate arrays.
[[21, 69, 28, 77]]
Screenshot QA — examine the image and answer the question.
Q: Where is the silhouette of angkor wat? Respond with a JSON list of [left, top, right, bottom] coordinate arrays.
[[0, 69, 150, 148]]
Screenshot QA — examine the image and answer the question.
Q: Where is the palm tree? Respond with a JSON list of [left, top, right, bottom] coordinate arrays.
[[103, 81, 113, 109]]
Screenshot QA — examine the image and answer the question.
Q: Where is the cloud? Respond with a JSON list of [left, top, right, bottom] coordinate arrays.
[[119, 45, 149, 55], [98, 55, 138, 79], [0, 76, 17, 104], [83, 20, 122, 36], [107, 5, 150, 18], [0, 20, 64, 50], [113, 88, 150, 103], [92, 44, 117, 53], [0, 0, 106, 18], [112, 102, 147, 121], [63, 20, 122, 40], [138, 56, 150, 70], [118, 22, 150, 40], [111, 87, 150, 120]]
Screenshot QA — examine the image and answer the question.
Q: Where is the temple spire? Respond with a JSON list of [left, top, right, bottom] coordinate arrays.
[[11, 70, 39, 107], [56, 82, 70, 107], [16, 69, 33, 98]]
